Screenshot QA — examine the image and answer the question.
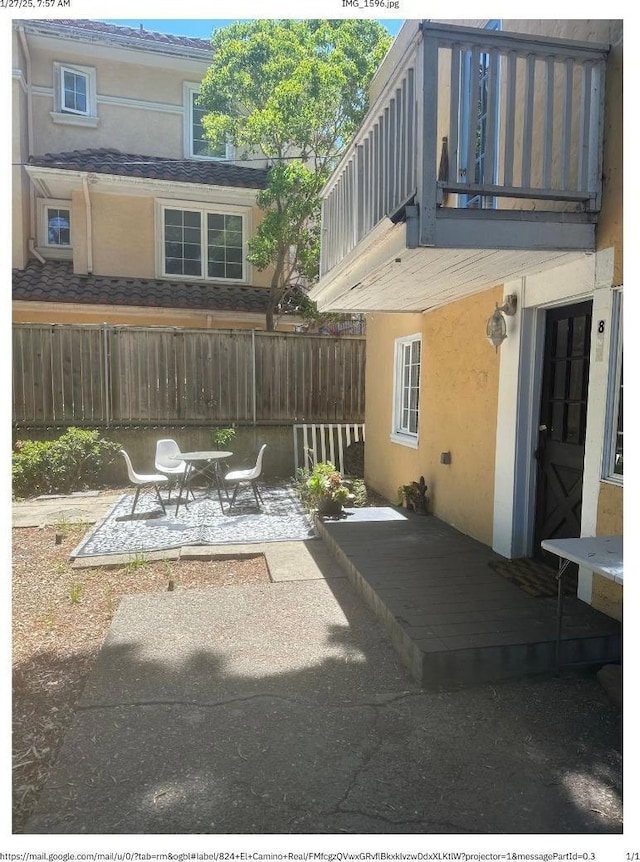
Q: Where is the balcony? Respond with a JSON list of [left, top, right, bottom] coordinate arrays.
[[312, 22, 609, 313]]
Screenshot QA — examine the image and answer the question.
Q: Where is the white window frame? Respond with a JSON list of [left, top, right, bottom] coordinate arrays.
[[52, 62, 98, 127], [156, 200, 248, 283], [603, 290, 623, 483], [183, 83, 234, 161], [37, 199, 73, 260], [390, 333, 421, 449]]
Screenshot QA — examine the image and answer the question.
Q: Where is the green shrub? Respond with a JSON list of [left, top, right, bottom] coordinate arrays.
[[212, 427, 236, 449], [293, 465, 370, 510], [12, 427, 120, 498], [349, 478, 368, 507]]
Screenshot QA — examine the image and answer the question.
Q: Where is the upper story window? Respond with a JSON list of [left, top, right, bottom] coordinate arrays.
[[47, 208, 71, 245], [391, 334, 421, 448], [37, 200, 72, 259], [62, 67, 88, 114], [52, 63, 98, 127], [184, 83, 232, 160], [160, 203, 245, 281]]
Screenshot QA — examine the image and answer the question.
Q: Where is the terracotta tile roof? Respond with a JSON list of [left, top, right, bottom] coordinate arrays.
[[13, 260, 277, 316], [29, 149, 270, 189], [18, 19, 213, 55]]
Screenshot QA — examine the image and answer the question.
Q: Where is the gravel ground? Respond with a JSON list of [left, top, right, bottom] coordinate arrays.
[[11, 520, 269, 834]]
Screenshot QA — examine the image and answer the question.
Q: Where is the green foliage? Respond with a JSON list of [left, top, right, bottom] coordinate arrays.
[[212, 427, 236, 449], [349, 478, 368, 507], [68, 583, 83, 604], [398, 476, 429, 513], [12, 427, 121, 498], [124, 553, 148, 572], [198, 19, 392, 329], [300, 461, 351, 511], [294, 464, 371, 511]]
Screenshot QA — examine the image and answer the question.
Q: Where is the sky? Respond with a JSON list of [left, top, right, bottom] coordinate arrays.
[[100, 18, 405, 39]]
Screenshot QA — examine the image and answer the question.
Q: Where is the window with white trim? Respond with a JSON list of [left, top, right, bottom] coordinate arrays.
[[37, 200, 73, 259], [391, 334, 421, 447], [52, 63, 97, 123], [606, 293, 623, 480], [184, 84, 232, 160], [161, 205, 245, 281]]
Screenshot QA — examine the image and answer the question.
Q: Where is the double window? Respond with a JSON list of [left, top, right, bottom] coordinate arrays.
[[391, 334, 421, 447], [161, 205, 245, 281]]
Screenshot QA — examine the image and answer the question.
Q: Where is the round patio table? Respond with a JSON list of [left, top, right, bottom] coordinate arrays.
[[172, 451, 233, 516]]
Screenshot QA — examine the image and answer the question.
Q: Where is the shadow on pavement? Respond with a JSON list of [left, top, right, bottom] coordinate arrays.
[[20, 548, 622, 836]]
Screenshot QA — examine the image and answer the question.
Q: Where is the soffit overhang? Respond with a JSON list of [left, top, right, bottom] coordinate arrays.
[[25, 165, 259, 206], [310, 217, 593, 314]]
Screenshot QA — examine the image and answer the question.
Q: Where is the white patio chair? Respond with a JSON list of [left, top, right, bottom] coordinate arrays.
[[120, 449, 168, 516], [224, 443, 267, 511], [154, 438, 193, 502]]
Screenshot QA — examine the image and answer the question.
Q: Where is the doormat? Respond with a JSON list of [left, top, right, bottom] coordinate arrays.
[[488, 557, 578, 598]]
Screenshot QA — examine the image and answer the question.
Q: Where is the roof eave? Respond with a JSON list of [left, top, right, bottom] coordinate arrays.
[[25, 165, 263, 201]]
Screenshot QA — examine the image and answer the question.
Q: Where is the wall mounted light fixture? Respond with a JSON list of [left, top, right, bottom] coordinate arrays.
[[486, 294, 518, 351]]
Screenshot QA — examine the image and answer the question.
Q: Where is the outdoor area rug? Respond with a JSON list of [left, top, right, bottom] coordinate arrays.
[[488, 556, 578, 598], [71, 482, 316, 558]]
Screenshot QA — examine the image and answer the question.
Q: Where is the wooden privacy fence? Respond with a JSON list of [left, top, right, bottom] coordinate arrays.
[[12, 324, 366, 428]]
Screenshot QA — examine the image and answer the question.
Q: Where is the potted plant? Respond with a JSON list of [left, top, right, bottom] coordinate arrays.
[[306, 462, 351, 516], [398, 476, 428, 514]]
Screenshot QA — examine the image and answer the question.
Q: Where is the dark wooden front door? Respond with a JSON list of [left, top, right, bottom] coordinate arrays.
[[534, 301, 592, 560]]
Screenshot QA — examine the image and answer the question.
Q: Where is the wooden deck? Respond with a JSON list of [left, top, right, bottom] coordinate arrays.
[[316, 507, 621, 689]]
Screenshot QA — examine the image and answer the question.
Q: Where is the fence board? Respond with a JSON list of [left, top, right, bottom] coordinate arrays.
[[13, 324, 366, 427]]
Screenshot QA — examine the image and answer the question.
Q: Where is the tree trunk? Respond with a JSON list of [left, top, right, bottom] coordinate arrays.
[[266, 253, 286, 332]]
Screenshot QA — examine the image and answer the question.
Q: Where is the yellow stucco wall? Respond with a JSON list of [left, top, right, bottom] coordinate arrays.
[[365, 287, 501, 545], [590, 480, 623, 620], [364, 311, 424, 502], [590, 576, 622, 622], [596, 481, 623, 536]]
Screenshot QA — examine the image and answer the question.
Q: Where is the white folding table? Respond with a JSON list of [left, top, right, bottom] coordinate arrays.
[[540, 535, 623, 667]]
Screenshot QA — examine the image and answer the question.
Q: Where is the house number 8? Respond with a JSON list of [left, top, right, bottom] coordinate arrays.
[[598, 320, 605, 334]]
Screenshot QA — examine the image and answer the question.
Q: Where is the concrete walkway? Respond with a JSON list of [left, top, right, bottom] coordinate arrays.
[[12, 490, 123, 528], [14, 494, 623, 835]]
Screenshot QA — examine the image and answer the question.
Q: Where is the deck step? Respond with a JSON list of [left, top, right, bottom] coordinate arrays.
[[316, 509, 621, 689]]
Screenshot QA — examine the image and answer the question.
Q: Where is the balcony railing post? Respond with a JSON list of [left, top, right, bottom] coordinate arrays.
[[419, 30, 440, 246]]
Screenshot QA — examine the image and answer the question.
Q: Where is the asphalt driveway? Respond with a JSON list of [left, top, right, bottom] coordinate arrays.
[[26, 563, 622, 835]]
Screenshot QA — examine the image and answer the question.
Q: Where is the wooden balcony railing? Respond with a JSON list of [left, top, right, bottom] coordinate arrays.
[[321, 45, 418, 276], [320, 22, 608, 278]]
